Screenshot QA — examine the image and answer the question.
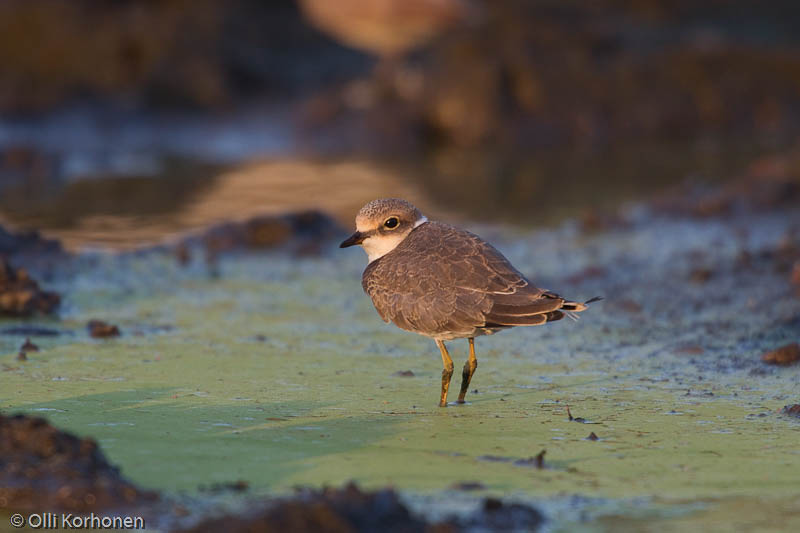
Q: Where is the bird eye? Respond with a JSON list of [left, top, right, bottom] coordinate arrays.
[[384, 217, 399, 229]]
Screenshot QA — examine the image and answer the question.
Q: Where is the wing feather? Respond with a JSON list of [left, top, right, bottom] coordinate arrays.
[[361, 222, 593, 338]]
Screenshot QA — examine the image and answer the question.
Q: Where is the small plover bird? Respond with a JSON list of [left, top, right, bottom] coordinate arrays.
[[341, 198, 600, 407]]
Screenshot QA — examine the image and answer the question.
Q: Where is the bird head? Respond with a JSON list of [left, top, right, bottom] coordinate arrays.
[[340, 198, 428, 262]]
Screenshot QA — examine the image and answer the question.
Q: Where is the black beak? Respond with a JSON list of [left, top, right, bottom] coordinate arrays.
[[340, 231, 365, 248]]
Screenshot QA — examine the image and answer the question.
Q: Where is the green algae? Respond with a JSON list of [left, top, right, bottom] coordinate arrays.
[[2, 210, 800, 530]]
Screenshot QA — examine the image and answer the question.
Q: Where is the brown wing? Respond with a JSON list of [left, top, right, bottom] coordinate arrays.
[[361, 228, 488, 336], [362, 222, 576, 336]]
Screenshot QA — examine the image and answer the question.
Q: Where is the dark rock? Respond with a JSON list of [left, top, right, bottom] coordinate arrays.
[[0, 413, 158, 512], [0, 224, 62, 258], [0, 258, 60, 316], [197, 210, 345, 262], [179, 482, 437, 533], [87, 320, 121, 338], [780, 404, 800, 417], [462, 498, 545, 532], [392, 370, 415, 377], [761, 343, 800, 366]]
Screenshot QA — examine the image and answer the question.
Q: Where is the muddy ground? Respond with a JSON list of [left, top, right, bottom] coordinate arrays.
[[1, 186, 799, 531]]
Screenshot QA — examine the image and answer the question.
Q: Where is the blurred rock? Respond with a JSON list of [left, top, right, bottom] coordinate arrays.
[[0, 223, 62, 258], [195, 210, 345, 260], [0, 413, 157, 512], [0, 0, 370, 112], [377, 1, 800, 152], [87, 320, 121, 339], [0, 258, 60, 316], [761, 343, 800, 366], [466, 498, 544, 532], [781, 404, 800, 417], [181, 480, 545, 532], [179, 482, 442, 533]]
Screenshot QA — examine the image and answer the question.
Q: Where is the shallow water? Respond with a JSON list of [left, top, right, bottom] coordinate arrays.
[[0, 103, 783, 251], [2, 203, 799, 530]]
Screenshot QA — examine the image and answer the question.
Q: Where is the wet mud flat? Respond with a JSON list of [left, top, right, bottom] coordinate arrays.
[[1, 189, 800, 531]]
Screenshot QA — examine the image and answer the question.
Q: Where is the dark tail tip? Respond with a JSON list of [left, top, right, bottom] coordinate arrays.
[[584, 296, 603, 305]]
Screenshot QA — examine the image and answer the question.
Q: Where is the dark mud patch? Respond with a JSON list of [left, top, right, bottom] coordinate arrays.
[[478, 450, 551, 471], [450, 481, 487, 492], [477, 455, 514, 464], [87, 320, 121, 339], [0, 258, 60, 316], [0, 413, 158, 512], [198, 480, 249, 494]]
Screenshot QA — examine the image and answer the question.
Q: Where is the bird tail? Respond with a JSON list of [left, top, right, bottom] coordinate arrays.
[[562, 296, 603, 320], [484, 296, 602, 327]]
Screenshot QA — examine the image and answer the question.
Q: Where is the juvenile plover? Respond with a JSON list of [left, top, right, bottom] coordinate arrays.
[[341, 198, 600, 407]]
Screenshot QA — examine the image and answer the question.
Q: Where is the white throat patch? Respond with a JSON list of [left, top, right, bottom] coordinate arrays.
[[362, 233, 405, 263]]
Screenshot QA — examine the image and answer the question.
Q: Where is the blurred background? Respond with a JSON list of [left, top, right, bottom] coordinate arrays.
[[1, 0, 800, 250]]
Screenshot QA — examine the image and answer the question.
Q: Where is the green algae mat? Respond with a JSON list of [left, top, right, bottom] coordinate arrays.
[[2, 209, 800, 531]]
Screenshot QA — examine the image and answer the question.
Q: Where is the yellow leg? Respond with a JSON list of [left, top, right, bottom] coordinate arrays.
[[457, 337, 478, 403], [436, 340, 454, 407]]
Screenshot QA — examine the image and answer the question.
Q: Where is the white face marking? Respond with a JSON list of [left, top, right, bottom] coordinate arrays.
[[358, 216, 428, 263]]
